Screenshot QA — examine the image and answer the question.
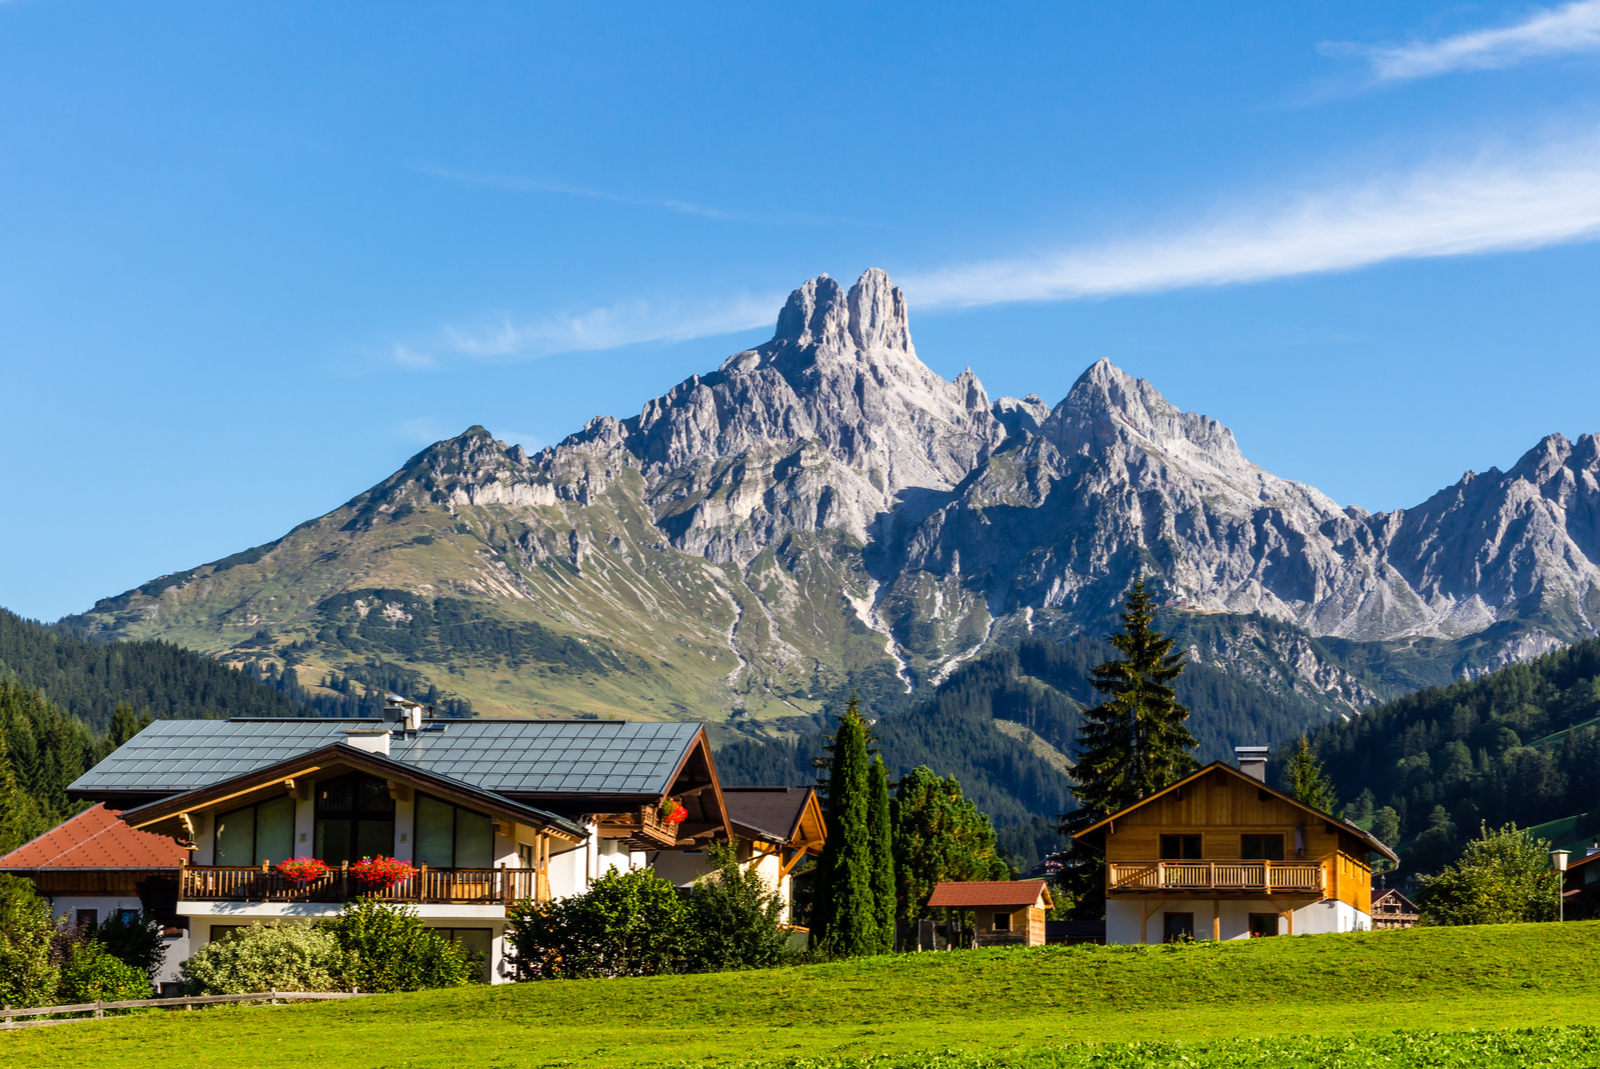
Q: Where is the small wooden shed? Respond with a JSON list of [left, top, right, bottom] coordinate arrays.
[[927, 879, 1054, 947]]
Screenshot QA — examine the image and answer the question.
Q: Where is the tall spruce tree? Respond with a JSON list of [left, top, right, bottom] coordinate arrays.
[[812, 696, 877, 957], [1070, 578, 1198, 819], [866, 754, 896, 953], [1284, 735, 1338, 814]]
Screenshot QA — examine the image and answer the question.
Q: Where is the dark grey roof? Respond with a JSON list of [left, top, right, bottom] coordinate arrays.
[[68, 718, 704, 798], [115, 740, 588, 840]]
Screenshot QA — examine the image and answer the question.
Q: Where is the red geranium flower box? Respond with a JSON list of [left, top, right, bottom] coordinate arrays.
[[277, 857, 331, 883], [350, 855, 417, 890], [660, 801, 688, 826]]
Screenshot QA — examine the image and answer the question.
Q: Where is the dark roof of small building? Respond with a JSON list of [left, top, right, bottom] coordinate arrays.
[[927, 880, 1053, 909], [721, 787, 814, 842], [69, 717, 705, 799], [0, 803, 187, 870]]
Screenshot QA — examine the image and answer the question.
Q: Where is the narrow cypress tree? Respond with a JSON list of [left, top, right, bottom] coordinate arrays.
[[866, 754, 896, 953], [1071, 578, 1197, 819], [813, 697, 876, 957]]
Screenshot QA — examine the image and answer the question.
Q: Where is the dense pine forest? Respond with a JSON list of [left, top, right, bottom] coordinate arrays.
[[1311, 637, 1600, 871]]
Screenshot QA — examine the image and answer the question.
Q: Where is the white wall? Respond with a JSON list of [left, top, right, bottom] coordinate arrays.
[[48, 894, 188, 990], [1105, 898, 1372, 943]]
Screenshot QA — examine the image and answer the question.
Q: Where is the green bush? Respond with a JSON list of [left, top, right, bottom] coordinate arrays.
[[509, 866, 693, 979], [0, 873, 58, 1007], [179, 922, 345, 994], [321, 898, 476, 992], [58, 940, 151, 1003], [94, 909, 168, 982], [687, 839, 791, 972], [1418, 821, 1560, 926]]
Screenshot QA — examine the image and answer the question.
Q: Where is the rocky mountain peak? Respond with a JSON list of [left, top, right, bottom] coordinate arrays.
[[1041, 358, 1249, 474]]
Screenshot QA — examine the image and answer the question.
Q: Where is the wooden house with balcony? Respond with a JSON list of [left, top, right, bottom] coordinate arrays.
[[1073, 747, 1398, 943], [64, 699, 737, 982]]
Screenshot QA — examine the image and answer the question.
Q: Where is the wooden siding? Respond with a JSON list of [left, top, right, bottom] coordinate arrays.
[[13, 870, 163, 896], [974, 905, 1046, 947], [1102, 767, 1372, 912]]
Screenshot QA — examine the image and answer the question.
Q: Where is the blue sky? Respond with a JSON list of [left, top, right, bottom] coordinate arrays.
[[5, 1, 1600, 621]]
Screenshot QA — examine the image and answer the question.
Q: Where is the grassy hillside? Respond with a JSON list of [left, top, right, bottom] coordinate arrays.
[[10, 923, 1600, 1069]]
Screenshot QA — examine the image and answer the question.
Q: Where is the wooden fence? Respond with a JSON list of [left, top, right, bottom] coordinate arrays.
[[0, 990, 366, 1030]]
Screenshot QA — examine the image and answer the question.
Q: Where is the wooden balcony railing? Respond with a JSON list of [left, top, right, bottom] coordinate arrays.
[[595, 805, 683, 849], [1108, 859, 1325, 895], [180, 863, 540, 905]]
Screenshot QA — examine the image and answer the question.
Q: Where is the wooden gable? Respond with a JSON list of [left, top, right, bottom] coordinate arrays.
[[1077, 764, 1391, 864]]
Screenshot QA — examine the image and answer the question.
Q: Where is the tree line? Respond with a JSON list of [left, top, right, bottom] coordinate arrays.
[[1307, 636, 1600, 873]]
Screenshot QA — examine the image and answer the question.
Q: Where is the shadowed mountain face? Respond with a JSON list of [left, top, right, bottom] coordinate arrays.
[[61, 269, 1600, 731]]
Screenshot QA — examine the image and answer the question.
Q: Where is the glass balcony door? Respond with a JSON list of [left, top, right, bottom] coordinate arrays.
[[314, 772, 395, 865]]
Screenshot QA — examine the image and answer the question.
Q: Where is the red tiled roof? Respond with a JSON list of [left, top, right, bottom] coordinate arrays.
[[927, 879, 1051, 909], [0, 803, 187, 870]]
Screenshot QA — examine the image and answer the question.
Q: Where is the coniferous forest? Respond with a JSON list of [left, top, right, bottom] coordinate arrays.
[[1309, 637, 1600, 871]]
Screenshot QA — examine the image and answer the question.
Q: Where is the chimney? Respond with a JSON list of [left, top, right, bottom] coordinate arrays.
[[343, 728, 391, 756], [1235, 746, 1269, 783], [383, 695, 425, 732]]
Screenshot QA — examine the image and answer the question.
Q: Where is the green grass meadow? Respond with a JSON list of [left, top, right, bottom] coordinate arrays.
[[7, 923, 1600, 1069]]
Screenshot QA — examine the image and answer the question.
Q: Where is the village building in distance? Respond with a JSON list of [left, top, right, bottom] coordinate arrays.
[[1074, 747, 1398, 943]]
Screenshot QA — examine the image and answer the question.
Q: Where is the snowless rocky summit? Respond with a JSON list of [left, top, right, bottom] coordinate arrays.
[[71, 268, 1600, 714], [526, 268, 1600, 653]]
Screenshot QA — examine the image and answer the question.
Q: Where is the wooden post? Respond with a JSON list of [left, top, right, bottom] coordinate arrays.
[[1212, 899, 1220, 941], [340, 859, 349, 899], [419, 862, 428, 903], [94, 1000, 103, 1019]]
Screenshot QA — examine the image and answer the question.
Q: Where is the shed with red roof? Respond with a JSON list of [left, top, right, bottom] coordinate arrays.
[[927, 879, 1054, 946]]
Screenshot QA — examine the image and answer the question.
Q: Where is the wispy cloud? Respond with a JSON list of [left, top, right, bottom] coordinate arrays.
[[400, 292, 782, 367], [415, 165, 861, 228], [899, 131, 1600, 307], [1328, 0, 1600, 83]]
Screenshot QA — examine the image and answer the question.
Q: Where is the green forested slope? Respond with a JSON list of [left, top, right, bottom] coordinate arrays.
[[717, 626, 1370, 869], [1312, 637, 1600, 870]]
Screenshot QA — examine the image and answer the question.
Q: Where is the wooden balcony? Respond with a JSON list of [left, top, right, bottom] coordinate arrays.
[[595, 805, 684, 849], [180, 863, 541, 905], [1108, 859, 1325, 895]]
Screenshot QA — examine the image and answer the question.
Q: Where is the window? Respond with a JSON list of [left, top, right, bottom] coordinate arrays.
[[518, 843, 536, 868], [1160, 835, 1202, 860], [1162, 912, 1194, 942], [433, 927, 493, 983], [215, 795, 295, 866], [993, 912, 1012, 931], [159, 982, 181, 997], [415, 794, 494, 869], [75, 908, 98, 929], [117, 908, 140, 925], [1248, 913, 1279, 938], [209, 925, 244, 944], [1241, 834, 1285, 861], [314, 773, 395, 865]]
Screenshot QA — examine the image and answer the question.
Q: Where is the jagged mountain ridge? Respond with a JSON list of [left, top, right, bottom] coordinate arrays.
[[61, 268, 1600, 729]]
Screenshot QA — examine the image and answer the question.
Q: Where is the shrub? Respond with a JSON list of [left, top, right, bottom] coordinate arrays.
[[687, 839, 791, 972], [95, 909, 168, 981], [180, 922, 345, 994], [509, 866, 693, 979], [320, 898, 476, 992], [1418, 822, 1560, 926], [0, 874, 58, 1007], [58, 940, 151, 1003]]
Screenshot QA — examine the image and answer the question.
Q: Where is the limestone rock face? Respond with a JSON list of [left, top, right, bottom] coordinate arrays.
[[66, 268, 1600, 721]]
